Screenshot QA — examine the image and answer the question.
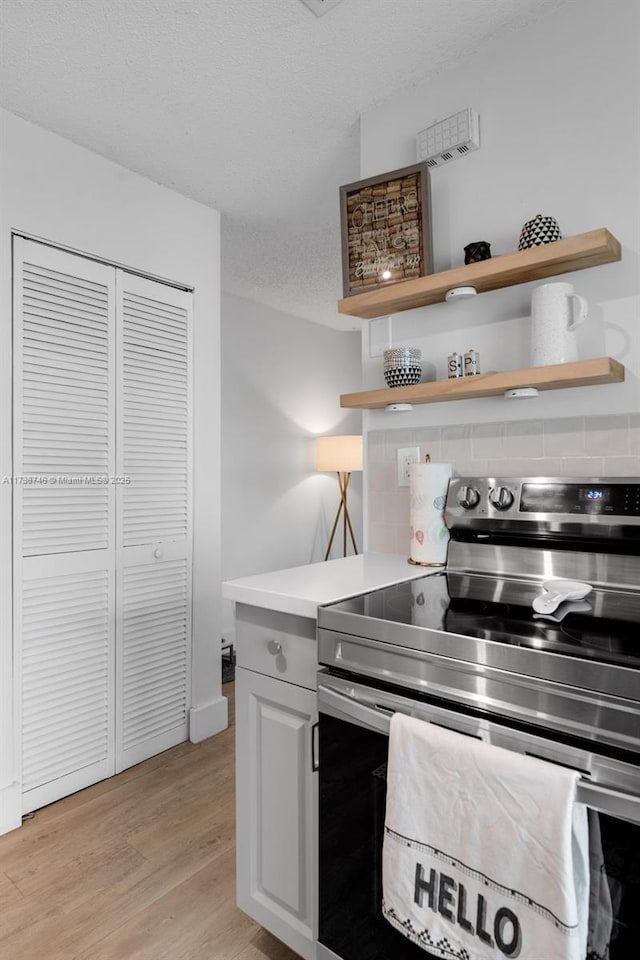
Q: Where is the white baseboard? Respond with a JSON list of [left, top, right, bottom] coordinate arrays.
[[189, 694, 229, 742], [0, 782, 22, 836]]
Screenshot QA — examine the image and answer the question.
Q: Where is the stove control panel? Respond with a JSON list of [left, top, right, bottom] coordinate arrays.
[[520, 481, 640, 516], [446, 477, 640, 531]]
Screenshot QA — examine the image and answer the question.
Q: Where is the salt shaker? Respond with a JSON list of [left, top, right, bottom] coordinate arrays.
[[448, 352, 463, 379]]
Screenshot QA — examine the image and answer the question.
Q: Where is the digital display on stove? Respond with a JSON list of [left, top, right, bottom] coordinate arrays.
[[520, 482, 640, 515], [581, 488, 607, 502]]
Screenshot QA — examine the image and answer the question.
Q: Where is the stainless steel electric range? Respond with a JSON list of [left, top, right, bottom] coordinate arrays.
[[316, 477, 640, 960]]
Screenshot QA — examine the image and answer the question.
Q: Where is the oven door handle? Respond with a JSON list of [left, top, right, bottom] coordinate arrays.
[[318, 681, 640, 825], [318, 680, 485, 740], [318, 680, 426, 735]]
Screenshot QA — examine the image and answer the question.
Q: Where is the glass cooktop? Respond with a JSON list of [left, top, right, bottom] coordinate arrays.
[[325, 572, 640, 668]]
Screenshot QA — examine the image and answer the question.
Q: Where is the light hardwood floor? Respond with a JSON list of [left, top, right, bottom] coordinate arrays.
[[0, 683, 300, 960]]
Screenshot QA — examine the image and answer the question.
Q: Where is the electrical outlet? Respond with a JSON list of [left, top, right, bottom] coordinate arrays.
[[396, 446, 420, 487]]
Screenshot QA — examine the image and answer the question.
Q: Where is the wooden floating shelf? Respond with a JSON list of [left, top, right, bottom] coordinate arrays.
[[340, 357, 625, 410], [337, 228, 621, 319]]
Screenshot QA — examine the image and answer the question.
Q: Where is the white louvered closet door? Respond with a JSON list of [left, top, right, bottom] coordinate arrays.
[[115, 272, 192, 772], [14, 238, 117, 813]]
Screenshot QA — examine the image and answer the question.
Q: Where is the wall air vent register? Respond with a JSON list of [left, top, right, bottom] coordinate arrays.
[[299, 0, 347, 17], [416, 108, 480, 168]]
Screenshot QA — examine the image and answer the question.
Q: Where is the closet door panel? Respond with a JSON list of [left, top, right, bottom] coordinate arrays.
[[121, 283, 189, 548], [14, 238, 116, 813], [116, 273, 192, 772], [20, 248, 112, 556], [119, 557, 189, 767], [21, 567, 114, 812]]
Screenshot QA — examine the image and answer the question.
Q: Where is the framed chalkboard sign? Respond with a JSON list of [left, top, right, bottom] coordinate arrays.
[[339, 162, 433, 298]]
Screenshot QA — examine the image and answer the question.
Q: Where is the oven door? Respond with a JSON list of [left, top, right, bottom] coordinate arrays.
[[317, 672, 640, 960]]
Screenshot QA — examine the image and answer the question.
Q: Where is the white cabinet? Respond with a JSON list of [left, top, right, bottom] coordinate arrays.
[[235, 603, 318, 960], [224, 558, 429, 958]]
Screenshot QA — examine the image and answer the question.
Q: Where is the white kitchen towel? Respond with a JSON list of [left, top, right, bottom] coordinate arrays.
[[382, 713, 590, 960]]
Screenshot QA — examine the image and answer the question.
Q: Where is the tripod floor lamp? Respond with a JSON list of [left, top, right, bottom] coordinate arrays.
[[316, 434, 363, 560]]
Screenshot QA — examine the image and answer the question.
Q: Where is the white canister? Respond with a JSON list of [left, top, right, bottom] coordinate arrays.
[[530, 282, 588, 366], [408, 460, 452, 566]]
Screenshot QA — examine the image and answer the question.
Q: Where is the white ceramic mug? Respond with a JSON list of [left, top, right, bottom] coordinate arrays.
[[529, 282, 588, 366]]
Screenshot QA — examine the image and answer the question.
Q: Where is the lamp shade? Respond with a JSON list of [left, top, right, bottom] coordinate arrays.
[[316, 434, 363, 473]]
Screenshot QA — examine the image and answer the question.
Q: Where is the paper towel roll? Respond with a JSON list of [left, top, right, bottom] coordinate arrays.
[[408, 461, 452, 565]]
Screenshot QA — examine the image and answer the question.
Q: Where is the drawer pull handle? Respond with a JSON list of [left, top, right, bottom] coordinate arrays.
[[267, 639, 282, 656]]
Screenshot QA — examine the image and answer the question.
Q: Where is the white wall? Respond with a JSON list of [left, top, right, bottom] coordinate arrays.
[[0, 108, 222, 833], [358, 0, 639, 436], [221, 292, 362, 639]]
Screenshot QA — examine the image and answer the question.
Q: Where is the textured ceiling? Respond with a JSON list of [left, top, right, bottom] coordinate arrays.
[[1, 0, 562, 330]]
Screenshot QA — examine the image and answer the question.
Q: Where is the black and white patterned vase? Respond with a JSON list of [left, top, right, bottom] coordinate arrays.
[[518, 214, 562, 250], [383, 347, 422, 388]]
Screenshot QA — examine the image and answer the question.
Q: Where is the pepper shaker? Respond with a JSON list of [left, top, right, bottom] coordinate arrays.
[[463, 349, 480, 376]]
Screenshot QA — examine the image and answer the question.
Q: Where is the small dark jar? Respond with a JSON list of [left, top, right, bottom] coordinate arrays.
[[464, 241, 492, 264]]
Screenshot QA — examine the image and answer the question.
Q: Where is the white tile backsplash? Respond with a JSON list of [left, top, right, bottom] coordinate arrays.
[[584, 415, 630, 457], [368, 460, 395, 492], [505, 420, 544, 458], [471, 422, 505, 460], [559, 457, 606, 477], [395, 524, 412, 556], [543, 417, 585, 458], [603, 456, 640, 475], [414, 427, 442, 462], [452, 457, 489, 478], [384, 490, 409, 524], [630, 415, 640, 455], [383, 428, 414, 448], [368, 490, 385, 523], [368, 414, 639, 552], [495, 457, 552, 478], [441, 424, 472, 461], [369, 521, 400, 553]]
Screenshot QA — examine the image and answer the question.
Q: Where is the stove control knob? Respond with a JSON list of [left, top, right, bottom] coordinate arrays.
[[457, 485, 480, 509], [490, 486, 514, 511]]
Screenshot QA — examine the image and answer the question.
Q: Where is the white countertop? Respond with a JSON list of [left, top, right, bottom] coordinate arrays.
[[222, 553, 435, 619]]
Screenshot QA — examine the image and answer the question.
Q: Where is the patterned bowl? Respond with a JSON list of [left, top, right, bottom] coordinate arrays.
[[383, 347, 421, 370], [384, 365, 422, 388], [383, 347, 422, 387]]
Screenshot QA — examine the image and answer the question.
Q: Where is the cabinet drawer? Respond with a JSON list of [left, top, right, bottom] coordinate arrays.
[[235, 603, 317, 689]]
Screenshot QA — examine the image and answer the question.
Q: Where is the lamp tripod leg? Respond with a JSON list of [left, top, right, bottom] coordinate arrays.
[[324, 471, 359, 560], [340, 472, 347, 557], [324, 477, 345, 561], [340, 472, 359, 555], [343, 473, 358, 557], [344, 503, 359, 554]]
